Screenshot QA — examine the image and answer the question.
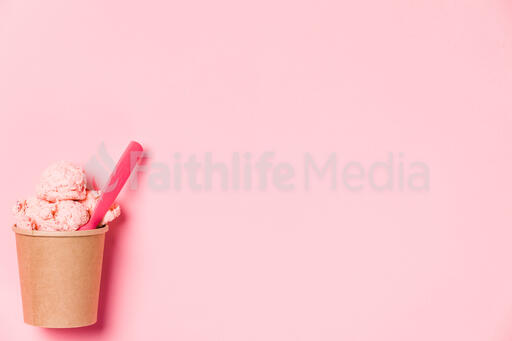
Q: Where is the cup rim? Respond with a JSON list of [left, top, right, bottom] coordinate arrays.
[[12, 225, 109, 237]]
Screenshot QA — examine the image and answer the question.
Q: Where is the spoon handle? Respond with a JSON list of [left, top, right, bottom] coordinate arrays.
[[79, 141, 144, 230]]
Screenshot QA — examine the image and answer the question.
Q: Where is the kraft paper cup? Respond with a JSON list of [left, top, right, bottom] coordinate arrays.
[[12, 226, 108, 328]]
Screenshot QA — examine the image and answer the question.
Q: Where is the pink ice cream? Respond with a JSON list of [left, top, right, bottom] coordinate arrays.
[[13, 162, 121, 232], [13, 197, 90, 231], [36, 161, 87, 202], [80, 190, 121, 226]]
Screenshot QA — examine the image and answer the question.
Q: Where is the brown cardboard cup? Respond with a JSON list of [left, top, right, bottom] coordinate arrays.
[[13, 226, 108, 328]]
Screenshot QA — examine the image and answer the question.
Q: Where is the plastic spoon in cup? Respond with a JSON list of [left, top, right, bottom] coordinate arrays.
[[78, 141, 144, 230]]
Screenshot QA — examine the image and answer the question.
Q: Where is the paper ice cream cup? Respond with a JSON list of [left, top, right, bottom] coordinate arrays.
[[12, 226, 108, 328]]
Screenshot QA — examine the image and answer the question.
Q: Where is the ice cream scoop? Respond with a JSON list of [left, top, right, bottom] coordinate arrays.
[[81, 190, 121, 226], [13, 197, 90, 231], [36, 161, 87, 202], [78, 141, 143, 230]]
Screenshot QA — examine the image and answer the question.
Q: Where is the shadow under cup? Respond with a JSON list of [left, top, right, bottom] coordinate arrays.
[[12, 226, 108, 328]]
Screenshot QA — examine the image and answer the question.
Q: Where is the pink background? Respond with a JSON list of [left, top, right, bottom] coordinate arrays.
[[1, 0, 512, 340]]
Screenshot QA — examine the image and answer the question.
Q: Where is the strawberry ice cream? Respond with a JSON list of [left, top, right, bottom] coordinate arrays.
[[36, 161, 87, 202], [13, 198, 90, 232], [80, 190, 121, 226], [13, 161, 121, 231]]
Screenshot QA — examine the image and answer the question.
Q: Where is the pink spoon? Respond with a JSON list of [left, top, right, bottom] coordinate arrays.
[[78, 141, 144, 230]]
